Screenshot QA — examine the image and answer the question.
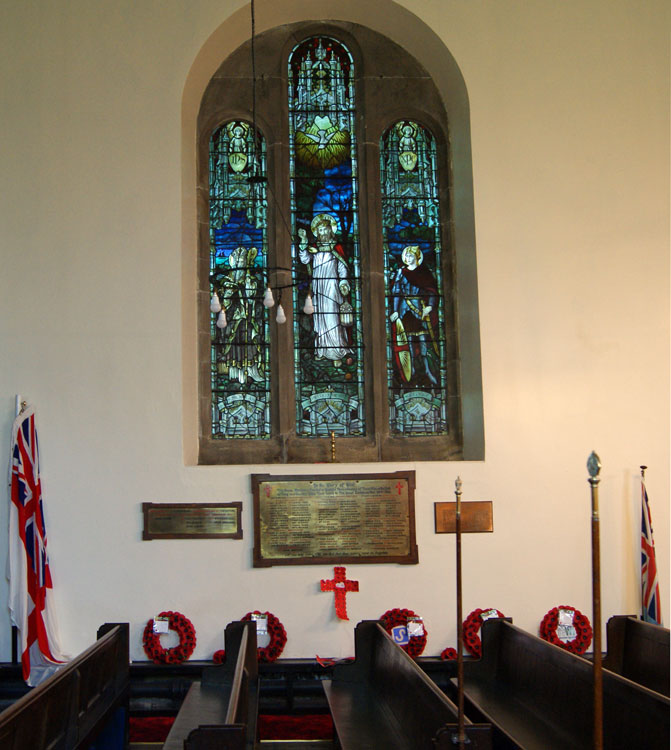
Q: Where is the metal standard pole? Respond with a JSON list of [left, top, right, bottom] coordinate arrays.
[[455, 476, 466, 748], [587, 452, 603, 750]]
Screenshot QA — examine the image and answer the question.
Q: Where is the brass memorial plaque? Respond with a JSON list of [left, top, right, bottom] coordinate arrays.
[[252, 472, 418, 567], [434, 501, 493, 533], [142, 502, 242, 540]]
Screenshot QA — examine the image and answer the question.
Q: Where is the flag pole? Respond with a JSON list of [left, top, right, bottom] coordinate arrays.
[[587, 451, 603, 750], [10, 395, 25, 665], [640, 464, 663, 625], [640, 464, 647, 624], [454, 475, 466, 749]]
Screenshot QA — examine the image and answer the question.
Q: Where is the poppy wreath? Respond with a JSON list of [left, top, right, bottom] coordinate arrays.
[[214, 611, 287, 663], [379, 608, 428, 658], [142, 611, 196, 664], [539, 606, 592, 655], [440, 646, 458, 661], [463, 608, 505, 657], [213, 648, 226, 664]]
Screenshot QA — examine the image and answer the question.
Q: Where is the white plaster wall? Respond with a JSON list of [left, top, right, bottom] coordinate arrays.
[[1, 0, 668, 662]]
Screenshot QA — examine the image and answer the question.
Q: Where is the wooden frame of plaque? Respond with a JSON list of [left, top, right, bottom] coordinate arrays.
[[252, 471, 418, 567], [142, 502, 242, 540]]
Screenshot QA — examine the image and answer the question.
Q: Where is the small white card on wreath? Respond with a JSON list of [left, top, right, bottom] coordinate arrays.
[[480, 608, 499, 621], [557, 608, 577, 642], [251, 613, 271, 648], [153, 616, 170, 634], [407, 617, 425, 637], [251, 613, 268, 635]]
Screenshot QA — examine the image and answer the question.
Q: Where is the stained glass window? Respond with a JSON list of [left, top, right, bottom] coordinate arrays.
[[198, 22, 483, 463], [288, 37, 365, 438], [209, 121, 270, 438], [381, 121, 448, 435]]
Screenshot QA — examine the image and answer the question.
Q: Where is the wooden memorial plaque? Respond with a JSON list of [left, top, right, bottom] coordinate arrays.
[[434, 501, 493, 533], [142, 502, 242, 540], [252, 472, 418, 567]]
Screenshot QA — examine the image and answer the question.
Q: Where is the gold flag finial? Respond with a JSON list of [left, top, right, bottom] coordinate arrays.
[[587, 451, 601, 480], [587, 451, 602, 514]]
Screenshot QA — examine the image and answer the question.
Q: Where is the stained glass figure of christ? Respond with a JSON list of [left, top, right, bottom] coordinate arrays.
[[209, 121, 270, 438], [381, 121, 449, 435], [289, 37, 365, 437]]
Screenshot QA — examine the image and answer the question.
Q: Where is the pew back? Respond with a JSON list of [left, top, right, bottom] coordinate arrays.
[[603, 615, 669, 696], [462, 618, 669, 750], [164, 620, 258, 750], [324, 620, 491, 749], [0, 623, 129, 750]]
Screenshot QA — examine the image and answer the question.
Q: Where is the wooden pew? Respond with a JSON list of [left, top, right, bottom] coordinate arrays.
[[0, 622, 129, 750], [602, 615, 669, 696], [458, 617, 669, 750], [322, 620, 491, 749], [163, 620, 258, 750]]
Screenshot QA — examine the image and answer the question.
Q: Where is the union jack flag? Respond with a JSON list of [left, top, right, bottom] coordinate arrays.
[[8, 406, 67, 685], [641, 479, 663, 625]]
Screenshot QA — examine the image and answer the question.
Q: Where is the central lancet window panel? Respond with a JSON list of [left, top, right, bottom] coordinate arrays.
[[288, 37, 365, 438]]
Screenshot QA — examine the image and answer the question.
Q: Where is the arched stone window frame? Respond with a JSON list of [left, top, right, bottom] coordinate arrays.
[[187, 17, 484, 465]]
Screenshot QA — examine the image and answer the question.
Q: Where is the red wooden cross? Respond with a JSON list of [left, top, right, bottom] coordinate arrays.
[[320, 566, 359, 620]]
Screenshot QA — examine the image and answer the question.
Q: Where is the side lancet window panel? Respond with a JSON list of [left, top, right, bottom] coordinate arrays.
[[381, 121, 449, 436], [209, 121, 270, 439], [288, 36, 365, 438]]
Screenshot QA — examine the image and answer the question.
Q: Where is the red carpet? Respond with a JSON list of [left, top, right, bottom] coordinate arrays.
[[259, 714, 333, 740], [129, 714, 333, 741], [129, 716, 173, 742]]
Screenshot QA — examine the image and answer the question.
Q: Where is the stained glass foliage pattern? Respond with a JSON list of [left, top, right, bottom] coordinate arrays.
[[288, 37, 365, 437], [381, 121, 448, 435], [209, 121, 270, 438]]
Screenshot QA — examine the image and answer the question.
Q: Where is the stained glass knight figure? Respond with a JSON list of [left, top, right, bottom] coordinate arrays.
[[389, 245, 439, 385]]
